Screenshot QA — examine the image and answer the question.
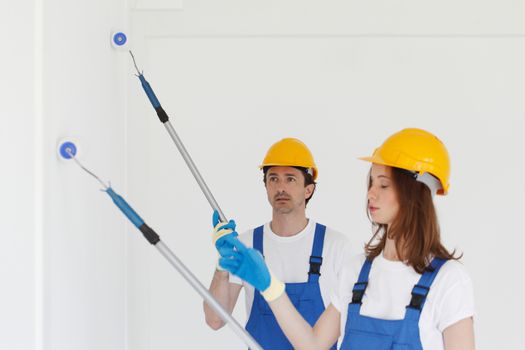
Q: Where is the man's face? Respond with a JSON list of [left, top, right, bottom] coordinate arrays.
[[265, 166, 314, 214]]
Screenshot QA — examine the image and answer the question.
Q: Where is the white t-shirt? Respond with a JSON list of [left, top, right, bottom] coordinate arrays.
[[230, 220, 351, 317], [331, 253, 475, 350]]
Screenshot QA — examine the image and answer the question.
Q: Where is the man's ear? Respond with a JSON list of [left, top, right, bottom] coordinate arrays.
[[305, 183, 315, 200]]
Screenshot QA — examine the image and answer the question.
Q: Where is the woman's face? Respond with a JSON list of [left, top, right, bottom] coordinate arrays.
[[368, 164, 399, 226]]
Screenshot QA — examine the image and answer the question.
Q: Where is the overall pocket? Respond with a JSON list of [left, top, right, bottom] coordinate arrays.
[[343, 329, 393, 350]]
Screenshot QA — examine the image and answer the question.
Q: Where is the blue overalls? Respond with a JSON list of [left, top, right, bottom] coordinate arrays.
[[340, 257, 447, 350], [245, 223, 337, 350]]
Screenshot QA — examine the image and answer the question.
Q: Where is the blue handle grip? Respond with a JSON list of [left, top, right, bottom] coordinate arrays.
[[138, 74, 161, 108], [105, 187, 145, 228]]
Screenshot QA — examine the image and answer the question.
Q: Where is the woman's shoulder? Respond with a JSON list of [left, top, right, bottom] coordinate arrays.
[[427, 258, 474, 308], [330, 253, 368, 312], [426, 259, 476, 332], [340, 253, 368, 280], [435, 259, 472, 286]]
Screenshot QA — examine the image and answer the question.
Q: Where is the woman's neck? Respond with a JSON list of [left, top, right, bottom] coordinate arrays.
[[383, 236, 401, 261]]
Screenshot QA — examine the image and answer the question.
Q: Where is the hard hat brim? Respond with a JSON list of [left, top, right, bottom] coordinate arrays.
[[358, 156, 448, 195], [358, 155, 390, 167], [259, 164, 318, 181]]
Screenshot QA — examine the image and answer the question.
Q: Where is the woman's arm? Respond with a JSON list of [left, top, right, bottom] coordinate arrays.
[[443, 317, 475, 350], [269, 295, 340, 350], [219, 237, 341, 349]]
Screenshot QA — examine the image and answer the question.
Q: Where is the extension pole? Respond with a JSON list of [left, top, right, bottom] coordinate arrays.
[[163, 122, 225, 220], [104, 186, 262, 350], [130, 52, 226, 222], [128, 53, 261, 349]]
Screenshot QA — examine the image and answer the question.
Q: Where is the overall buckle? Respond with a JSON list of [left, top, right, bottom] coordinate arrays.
[[308, 256, 323, 275], [351, 282, 368, 304], [407, 284, 430, 310]]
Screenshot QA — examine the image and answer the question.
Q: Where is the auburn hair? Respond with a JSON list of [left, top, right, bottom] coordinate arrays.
[[364, 166, 461, 273]]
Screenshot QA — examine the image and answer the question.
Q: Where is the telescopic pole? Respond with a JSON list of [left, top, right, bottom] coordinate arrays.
[[127, 52, 261, 349], [60, 145, 262, 350], [129, 51, 227, 222]]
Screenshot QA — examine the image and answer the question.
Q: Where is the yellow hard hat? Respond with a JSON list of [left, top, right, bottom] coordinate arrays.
[[260, 138, 318, 180], [359, 128, 450, 195]]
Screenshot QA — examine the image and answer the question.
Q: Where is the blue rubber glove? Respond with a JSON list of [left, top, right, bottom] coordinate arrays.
[[219, 237, 285, 302], [212, 210, 238, 257]]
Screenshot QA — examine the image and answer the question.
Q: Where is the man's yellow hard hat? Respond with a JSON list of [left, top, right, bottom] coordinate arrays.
[[260, 138, 318, 180]]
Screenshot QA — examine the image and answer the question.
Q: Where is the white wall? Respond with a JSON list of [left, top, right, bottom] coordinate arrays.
[[2, 0, 129, 349], [128, 1, 525, 349], [41, 0, 129, 348], [1, 2, 37, 350], [2, 1, 524, 349]]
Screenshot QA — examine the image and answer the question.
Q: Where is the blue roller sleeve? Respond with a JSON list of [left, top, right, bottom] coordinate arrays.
[[105, 187, 145, 228], [113, 32, 127, 46], [138, 74, 161, 108], [59, 141, 77, 159]]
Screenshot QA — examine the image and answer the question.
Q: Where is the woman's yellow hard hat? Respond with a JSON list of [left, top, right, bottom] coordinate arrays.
[[360, 128, 450, 195]]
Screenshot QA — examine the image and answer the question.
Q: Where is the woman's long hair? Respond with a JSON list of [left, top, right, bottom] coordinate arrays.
[[365, 166, 461, 273]]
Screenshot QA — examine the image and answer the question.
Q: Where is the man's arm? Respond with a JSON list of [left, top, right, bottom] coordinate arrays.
[[203, 269, 243, 330], [204, 211, 243, 329]]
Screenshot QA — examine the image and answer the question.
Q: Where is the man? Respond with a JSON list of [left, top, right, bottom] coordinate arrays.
[[204, 138, 350, 349]]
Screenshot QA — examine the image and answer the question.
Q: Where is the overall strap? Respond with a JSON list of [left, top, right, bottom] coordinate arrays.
[[308, 224, 327, 283], [350, 259, 373, 306], [253, 225, 264, 255], [251, 226, 266, 304], [407, 258, 447, 312]]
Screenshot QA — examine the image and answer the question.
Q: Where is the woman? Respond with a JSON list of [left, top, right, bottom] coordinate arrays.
[[217, 128, 475, 349]]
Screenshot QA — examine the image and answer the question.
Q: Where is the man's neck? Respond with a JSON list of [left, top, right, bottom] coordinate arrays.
[[270, 211, 309, 237]]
